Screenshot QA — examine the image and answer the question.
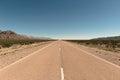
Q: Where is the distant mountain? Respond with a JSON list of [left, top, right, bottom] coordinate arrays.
[[38, 37, 52, 40], [0, 30, 31, 40], [0, 30, 51, 40], [92, 36, 120, 40]]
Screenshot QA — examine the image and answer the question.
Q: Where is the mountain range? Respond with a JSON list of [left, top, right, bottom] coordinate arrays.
[[0, 30, 51, 40], [1, 30, 119, 40], [92, 36, 120, 40]]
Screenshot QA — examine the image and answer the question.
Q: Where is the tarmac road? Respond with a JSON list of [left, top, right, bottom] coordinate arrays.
[[0, 41, 120, 80]]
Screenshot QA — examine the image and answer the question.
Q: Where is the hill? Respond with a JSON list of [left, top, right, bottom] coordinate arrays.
[[0, 30, 32, 40], [0, 30, 51, 48], [92, 36, 120, 40], [0, 30, 51, 40]]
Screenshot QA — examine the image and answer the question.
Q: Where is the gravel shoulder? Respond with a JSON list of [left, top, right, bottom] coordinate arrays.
[[0, 41, 52, 69], [71, 42, 120, 66]]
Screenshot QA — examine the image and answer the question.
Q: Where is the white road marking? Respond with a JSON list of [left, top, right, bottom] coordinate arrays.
[[59, 46, 64, 80], [61, 68, 64, 80], [79, 48, 120, 69], [68, 43, 120, 69], [0, 42, 56, 71], [59, 48, 61, 51]]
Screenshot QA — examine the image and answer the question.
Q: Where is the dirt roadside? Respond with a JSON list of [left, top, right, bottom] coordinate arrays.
[[0, 41, 52, 69], [71, 42, 120, 66]]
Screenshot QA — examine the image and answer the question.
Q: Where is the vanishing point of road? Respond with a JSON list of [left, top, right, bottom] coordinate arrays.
[[0, 41, 120, 80]]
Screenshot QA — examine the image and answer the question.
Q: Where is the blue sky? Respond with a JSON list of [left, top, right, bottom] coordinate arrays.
[[0, 0, 120, 39]]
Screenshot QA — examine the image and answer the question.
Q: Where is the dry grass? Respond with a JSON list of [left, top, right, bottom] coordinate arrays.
[[0, 42, 49, 56]]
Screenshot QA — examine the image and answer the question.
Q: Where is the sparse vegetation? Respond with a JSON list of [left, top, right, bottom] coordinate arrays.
[[0, 39, 50, 48], [0, 30, 53, 48], [66, 40, 120, 52]]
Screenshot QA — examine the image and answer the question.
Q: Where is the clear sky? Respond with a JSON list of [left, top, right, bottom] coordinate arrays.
[[0, 0, 120, 39]]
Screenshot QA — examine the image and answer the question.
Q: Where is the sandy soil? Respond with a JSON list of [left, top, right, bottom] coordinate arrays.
[[73, 43, 120, 66], [0, 41, 52, 69]]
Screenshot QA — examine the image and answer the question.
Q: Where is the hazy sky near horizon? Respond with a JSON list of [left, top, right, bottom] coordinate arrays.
[[0, 0, 120, 39]]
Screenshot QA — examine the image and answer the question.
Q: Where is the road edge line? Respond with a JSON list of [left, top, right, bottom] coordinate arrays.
[[67, 42, 120, 69], [0, 41, 56, 71]]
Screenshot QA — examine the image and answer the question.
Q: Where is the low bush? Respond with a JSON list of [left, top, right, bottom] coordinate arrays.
[[66, 40, 120, 51], [0, 39, 49, 48]]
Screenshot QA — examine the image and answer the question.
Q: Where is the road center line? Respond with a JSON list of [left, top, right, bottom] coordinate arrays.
[[59, 48, 61, 51], [61, 68, 64, 80], [59, 46, 64, 80]]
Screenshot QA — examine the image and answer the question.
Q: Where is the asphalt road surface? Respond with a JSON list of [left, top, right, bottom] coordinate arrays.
[[0, 41, 120, 80]]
